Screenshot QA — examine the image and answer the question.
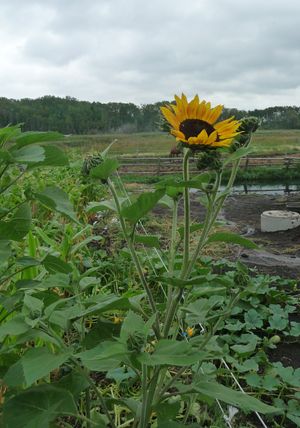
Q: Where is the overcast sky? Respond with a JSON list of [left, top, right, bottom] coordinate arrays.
[[1, 0, 300, 109]]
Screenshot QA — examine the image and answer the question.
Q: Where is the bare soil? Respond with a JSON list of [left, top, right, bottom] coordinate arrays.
[[223, 193, 300, 256], [154, 192, 300, 278]]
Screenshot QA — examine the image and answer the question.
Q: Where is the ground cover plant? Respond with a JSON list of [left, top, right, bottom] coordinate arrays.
[[0, 96, 299, 427]]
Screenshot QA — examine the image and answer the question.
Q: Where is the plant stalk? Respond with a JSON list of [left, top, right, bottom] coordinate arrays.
[[108, 178, 161, 339]]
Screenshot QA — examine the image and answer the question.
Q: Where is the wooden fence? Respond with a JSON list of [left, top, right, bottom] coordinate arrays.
[[117, 156, 300, 175]]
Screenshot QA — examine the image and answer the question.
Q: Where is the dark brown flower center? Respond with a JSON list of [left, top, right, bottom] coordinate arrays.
[[179, 119, 215, 139]]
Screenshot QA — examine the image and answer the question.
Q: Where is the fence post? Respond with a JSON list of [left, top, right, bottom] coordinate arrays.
[[284, 157, 292, 171], [157, 157, 161, 175]]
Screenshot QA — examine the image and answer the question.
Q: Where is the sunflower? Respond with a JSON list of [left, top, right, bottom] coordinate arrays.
[[161, 93, 240, 149]]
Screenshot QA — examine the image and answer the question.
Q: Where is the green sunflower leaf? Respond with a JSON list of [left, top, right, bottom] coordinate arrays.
[[121, 189, 165, 224], [10, 145, 45, 163], [3, 385, 77, 428], [138, 339, 207, 366], [90, 158, 119, 180], [223, 146, 254, 166], [189, 380, 279, 414], [35, 186, 78, 223], [14, 131, 63, 148], [29, 145, 69, 167], [206, 232, 258, 249], [0, 203, 31, 241], [43, 254, 73, 274], [135, 234, 161, 248]]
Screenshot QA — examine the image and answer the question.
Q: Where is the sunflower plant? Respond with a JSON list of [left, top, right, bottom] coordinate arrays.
[[84, 94, 279, 426], [0, 102, 280, 428]]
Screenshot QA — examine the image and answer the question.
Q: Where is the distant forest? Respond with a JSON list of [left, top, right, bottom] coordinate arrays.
[[0, 95, 300, 133]]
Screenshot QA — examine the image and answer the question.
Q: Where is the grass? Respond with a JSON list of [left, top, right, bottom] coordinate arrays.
[[59, 129, 300, 186], [60, 129, 300, 158], [119, 164, 300, 185]]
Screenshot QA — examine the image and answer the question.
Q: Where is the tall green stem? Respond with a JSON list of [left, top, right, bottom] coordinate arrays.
[[85, 389, 91, 428], [163, 149, 190, 337], [163, 155, 241, 338], [168, 198, 179, 275], [165, 198, 179, 312], [138, 367, 160, 428], [181, 148, 191, 276], [108, 178, 161, 339], [139, 364, 148, 427], [0, 170, 26, 194], [185, 171, 222, 278]]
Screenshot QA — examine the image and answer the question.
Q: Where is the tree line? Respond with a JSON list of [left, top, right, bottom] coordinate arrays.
[[0, 95, 299, 134]]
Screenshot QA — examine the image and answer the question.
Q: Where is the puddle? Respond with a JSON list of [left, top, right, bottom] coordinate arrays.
[[226, 182, 300, 195]]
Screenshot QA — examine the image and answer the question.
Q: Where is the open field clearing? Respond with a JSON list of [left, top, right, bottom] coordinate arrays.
[[61, 129, 300, 158]]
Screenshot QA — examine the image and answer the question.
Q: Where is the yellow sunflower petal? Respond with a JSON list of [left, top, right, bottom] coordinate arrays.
[[215, 125, 240, 136], [180, 93, 188, 118], [196, 100, 207, 119], [197, 129, 209, 143], [202, 102, 213, 122], [214, 117, 235, 130], [207, 105, 223, 124], [219, 131, 240, 139], [212, 138, 233, 148], [160, 106, 180, 129], [174, 95, 183, 112], [171, 129, 186, 141], [187, 136, 200, 145], [187, 95, 199, 117], [206, 130, 218, 145], [181, 93, 188, 106]]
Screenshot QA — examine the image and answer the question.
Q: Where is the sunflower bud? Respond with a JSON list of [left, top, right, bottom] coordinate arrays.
[[82, 153, 108, 184], [126, 332, 146, 353], [196, 150, 222, 172], [234, 116, 260, 149], [233, 262, 250, 288]]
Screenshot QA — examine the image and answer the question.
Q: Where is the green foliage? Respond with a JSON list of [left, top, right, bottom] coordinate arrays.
[[0, 121, 298, 428], [3, 385, 77, 428], [0, 203, 31, 241], [34, 186, 78, 223], [5, 347, 70, 387], [90, 158, 120, 181], [139, 339, 208, 366], [121, 189, 165, 224], [206, 231, 258, 249], [189, 380, 278, 414]]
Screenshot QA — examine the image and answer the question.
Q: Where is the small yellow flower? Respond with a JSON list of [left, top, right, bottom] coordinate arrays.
[[161, 93, 240, 149], [186, 327, 195, 337], [112, 316, 123, 324]]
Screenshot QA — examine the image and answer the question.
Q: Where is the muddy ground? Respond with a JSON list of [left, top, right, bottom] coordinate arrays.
[[223, 193, 300, 255], [155, 192, 300, 279], [222, 193, 300, 279]]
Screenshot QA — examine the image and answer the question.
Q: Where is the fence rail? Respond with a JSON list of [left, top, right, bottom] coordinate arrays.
[[116, 155, 300, 175]]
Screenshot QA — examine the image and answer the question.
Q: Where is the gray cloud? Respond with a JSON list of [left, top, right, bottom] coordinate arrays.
[[0, 0, 299, 108]]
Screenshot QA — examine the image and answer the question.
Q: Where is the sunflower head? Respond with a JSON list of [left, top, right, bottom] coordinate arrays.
[[161, 93, 240, 150]]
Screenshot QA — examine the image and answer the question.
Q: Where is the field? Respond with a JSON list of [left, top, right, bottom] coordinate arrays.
[[61, 129, 300, 157], [1, 125, 300, 428]]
